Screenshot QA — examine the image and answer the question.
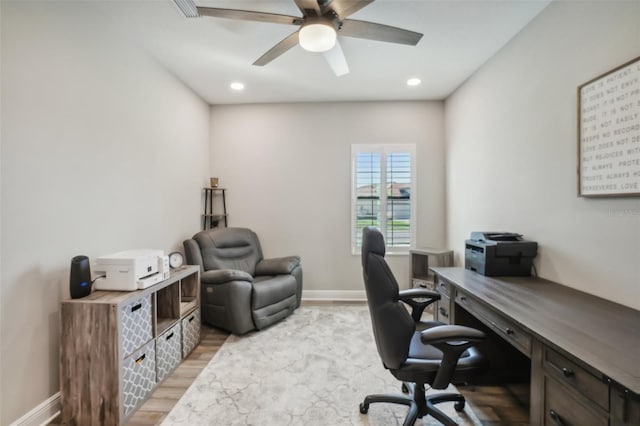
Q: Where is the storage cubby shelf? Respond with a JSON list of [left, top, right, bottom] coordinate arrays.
[[60, 265, 201, 424]]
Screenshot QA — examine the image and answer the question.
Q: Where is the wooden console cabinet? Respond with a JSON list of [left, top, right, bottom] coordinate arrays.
[[60, 265, 200, 425], [409, 248, 453, 314]]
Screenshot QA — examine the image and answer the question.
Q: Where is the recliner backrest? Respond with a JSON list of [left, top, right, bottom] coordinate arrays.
[[362, 227, 415, 370], [192, 228, 264, 276]]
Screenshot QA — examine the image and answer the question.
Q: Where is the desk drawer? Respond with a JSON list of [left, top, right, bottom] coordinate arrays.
[[435, 276, 451, 298], [437, 293, 451, 324], [544, 375, 608, 426], [612, 386, 640, 425], [412, 278, 434, 290], [544, 347, 609, 411], [456, 290, 531, 356]]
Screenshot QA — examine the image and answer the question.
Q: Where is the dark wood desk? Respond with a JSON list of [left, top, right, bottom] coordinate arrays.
[[431, 267, 640, 426]]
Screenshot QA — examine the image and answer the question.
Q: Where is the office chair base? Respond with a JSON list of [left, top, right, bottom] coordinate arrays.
[[360, 395, 418, 426], [360, 382, 466, 426]]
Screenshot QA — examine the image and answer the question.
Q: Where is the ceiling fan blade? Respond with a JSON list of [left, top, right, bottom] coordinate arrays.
[[325, 0, 374, 19], [253, 31, 300, 66], [340, 19, 423, 45], [173, 0, 199, 18], [323, 40, 349, 76], [196, 7, 302, 26]]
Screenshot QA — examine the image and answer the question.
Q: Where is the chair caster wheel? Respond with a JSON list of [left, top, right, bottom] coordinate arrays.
[[454, 400, 465, 411], [359, 403, 369, 414], [401, 383, 409, 393]]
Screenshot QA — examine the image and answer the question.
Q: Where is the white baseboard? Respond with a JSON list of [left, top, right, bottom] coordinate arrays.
[[9, 392, 60, 426], [302, 290, 366, 301]]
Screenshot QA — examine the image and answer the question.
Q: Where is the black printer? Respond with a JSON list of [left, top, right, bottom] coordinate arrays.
[[465, 232, 537, 276]]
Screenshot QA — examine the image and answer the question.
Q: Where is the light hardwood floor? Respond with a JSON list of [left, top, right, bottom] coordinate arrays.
[[459, 383, 529, 426], [52, 305, 528, 425]]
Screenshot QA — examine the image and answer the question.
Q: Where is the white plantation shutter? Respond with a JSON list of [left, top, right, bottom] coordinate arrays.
[[351, 144, 416, 254]]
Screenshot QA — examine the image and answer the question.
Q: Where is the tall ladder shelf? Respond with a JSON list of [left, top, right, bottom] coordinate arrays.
[[203, 187, 228, 230]]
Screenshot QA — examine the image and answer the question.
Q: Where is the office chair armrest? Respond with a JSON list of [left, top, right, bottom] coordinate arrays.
[[255, 256, 301, 275], [420, 324, 485, 345], [421, 325, 485, 389], [398, 289, 441, 322], [201, 269, 254, 285]]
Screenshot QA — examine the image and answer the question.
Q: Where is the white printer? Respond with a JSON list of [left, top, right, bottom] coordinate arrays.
[[93, 249, 170, 291]]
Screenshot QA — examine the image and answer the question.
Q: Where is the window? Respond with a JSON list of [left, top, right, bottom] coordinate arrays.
[[351, 144, 416, 254]]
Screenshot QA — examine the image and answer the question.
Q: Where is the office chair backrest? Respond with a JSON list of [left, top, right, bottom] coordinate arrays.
[[191, 227, 264, 275], [361, 227, 415, 370]]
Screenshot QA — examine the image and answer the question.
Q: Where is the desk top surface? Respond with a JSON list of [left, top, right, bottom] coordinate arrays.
[[431, 267, 640, 394], [410, 247, 453, 256]]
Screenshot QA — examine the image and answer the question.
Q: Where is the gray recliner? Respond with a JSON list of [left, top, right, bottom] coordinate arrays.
[[184, 227, 302, 335]]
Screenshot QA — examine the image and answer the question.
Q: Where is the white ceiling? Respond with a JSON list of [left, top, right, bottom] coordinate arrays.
[[95, 0, 550, 104]]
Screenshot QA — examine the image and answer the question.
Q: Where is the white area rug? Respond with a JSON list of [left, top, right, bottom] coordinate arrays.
[[162, 305, 481, 425]]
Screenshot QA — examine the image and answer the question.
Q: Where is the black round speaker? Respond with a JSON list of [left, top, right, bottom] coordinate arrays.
[[70, 255, 92, 299]]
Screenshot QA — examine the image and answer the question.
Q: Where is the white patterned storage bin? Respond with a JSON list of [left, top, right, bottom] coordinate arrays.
[[120, 295, 152, 358], [181, 308, 200, 358], [156, 322, 182, 382], [122, 340, 156, 417]]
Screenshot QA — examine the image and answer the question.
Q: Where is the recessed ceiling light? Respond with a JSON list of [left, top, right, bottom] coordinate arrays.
[[230, 82, 245, 91], [406, 78, 421, 87]]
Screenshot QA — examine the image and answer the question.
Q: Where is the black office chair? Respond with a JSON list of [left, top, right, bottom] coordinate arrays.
[[359, 227, 486, 426]]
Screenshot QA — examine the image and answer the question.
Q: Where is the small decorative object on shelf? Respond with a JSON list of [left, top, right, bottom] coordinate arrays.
[[202, 186, 228, 229], [69, 255, 92, 299], [210, 177, 219, 188], [168, 251, 184, 269]]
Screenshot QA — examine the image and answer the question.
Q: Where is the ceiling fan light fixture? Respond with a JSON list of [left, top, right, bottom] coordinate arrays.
[[299, 22, 337, 53]]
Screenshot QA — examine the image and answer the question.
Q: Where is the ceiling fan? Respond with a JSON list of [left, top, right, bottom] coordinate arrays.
[[173, 0, 423, 76]]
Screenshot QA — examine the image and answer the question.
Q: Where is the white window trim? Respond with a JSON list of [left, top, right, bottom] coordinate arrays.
[[351, 143, 417, 255]]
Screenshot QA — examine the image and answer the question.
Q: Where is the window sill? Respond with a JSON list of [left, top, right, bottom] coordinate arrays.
[[352, 250, 409, 256]]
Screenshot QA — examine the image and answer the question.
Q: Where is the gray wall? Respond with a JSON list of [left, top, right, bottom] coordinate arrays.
[[4, 0, 640, 423], [0, 2, 210, 423], [445, 0, 640, 309], [209, 102, 447, 296]]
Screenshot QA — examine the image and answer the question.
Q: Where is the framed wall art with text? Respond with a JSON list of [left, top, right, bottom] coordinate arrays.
[[578, 56, 640, 197]]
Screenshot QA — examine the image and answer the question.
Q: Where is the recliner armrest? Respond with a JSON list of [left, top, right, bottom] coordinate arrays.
[[201, 269, 254, 285], [398, 289, 440, 322], [183, 239, 205, 273], [255, 256, 300, 276]]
